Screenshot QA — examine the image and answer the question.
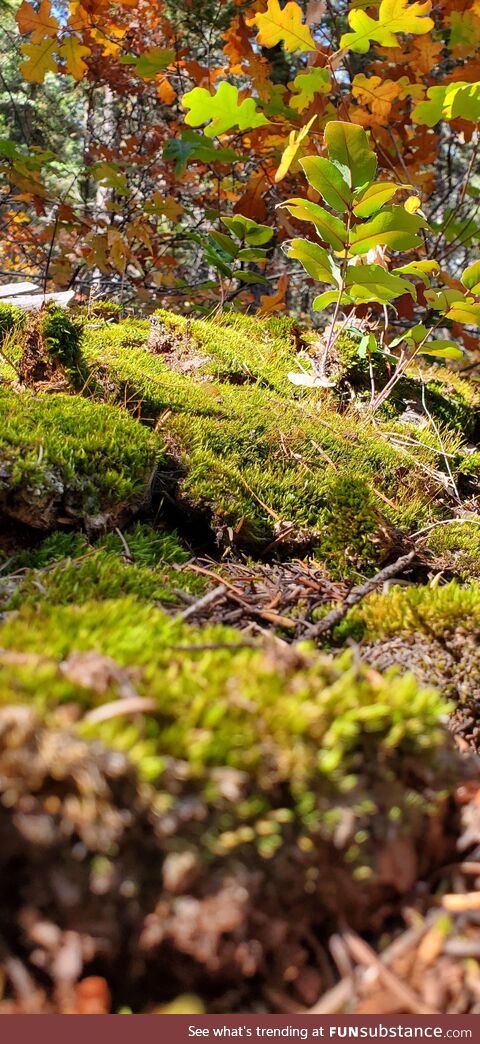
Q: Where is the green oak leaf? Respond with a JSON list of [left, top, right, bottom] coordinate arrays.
[[290, 67, 331, 112], [182, 82, 269, 137]]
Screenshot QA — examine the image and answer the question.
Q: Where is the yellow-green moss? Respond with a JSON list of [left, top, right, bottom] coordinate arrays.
[[426, 520, 480, 578], [0, 596, 453, 852], [337, 578, 480, 642], [0, 385, 162, 529], [83, 315, 468, 572], [151, 308, 301, 393]]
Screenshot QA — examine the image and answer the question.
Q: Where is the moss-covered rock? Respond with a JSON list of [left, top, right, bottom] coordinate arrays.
[[0, 596, 457, 871], [83, 314, 472, 572], [0, 386, 161, 530]]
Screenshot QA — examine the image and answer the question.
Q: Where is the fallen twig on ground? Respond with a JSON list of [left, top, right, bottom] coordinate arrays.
[[303, 551, 416, 640]]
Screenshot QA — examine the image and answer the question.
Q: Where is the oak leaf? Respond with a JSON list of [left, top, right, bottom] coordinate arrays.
[[20, 38, 58, 82], [340, 0, 434, 54], [182, 82, 268, 137], [259, 274, 288, 314], [352, 74, 401, 124], [248, 0, 316, 53], [59, 36, 91, 79], [16, 0, 58, 42], [289, 66, 330, 111]]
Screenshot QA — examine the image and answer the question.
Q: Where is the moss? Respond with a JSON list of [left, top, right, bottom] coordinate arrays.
[[0, 385, 161, 530], [426, 520, 480, 578], [40, 304, 87, 386], [331, 334, 479, 437], [0, 596, 454, 846], [0, 302, 24, 338], [83, 316, 467, 571], [1, 524, 204, 611], [151, 308, 301, 393], [86, 300, 122, 321], [337, 578, 480, 643]]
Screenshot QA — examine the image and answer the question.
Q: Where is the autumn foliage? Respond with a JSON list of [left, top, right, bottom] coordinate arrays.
[[1, 0, 479, 334]]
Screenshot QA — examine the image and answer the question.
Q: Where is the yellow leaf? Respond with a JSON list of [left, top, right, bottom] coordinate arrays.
[[16, 0, 58, 42], [404, 195, 421, 212], [59, 36, 91, 79], [274, 115, 316, 182], [90, 24, 127, 56], [248, 0, 316, 52], [20, 37, 58, 82], [68, 3, 90, 32], [108, 228, 128, 273], [352, 73, 401, 124], [341, 0, 433, 54]]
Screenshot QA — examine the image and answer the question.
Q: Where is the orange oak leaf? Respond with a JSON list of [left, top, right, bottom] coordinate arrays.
[[259, 273, 288, 314], [16, 0, 58, 41]]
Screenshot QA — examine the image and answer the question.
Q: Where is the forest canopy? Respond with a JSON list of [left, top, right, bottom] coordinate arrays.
[[0, 0, 479, 339]]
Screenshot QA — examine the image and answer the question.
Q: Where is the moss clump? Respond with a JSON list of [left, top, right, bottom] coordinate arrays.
[[0, 302, 24, 339], [1, 524, 204, 611], [0, 386, 161, 530], [16, 304, 87, 389], [426, 520, 480, 578], [0, 597, 453, 834], [338, 579, 480, 643], [87, 300, 122, 321], [83, 315, 468, 571]]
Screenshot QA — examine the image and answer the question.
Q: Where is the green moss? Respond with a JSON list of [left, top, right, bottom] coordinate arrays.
[[337, 578, 480, 642], [39, 304, 87, 387], [0, 302, 24, 338], [151, 308, 300, 392], [0, 596, 454, 848], [0, 386, 162, 529], [1, 524, 204, 611], [83, 316, 467, 571]]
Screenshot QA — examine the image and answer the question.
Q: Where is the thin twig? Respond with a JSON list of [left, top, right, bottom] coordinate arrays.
[[412, 517, 480, 538], [179, 584, 227, 621], [303, 551, 416, 639]]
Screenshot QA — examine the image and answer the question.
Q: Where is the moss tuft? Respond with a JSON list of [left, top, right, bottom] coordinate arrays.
[[0, 386, 161, 530], [0, 597, 454, 849], [337, 578, 480, 642], [0, 302, 24, 338]]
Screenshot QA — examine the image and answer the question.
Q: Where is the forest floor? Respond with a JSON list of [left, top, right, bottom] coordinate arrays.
[[2, 306, 480, 1013]]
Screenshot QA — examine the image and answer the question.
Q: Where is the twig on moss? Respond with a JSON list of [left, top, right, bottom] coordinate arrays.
[[303, 551, 416, 640], [412, 518, 480, 539], [179, 583, 227, 621]]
